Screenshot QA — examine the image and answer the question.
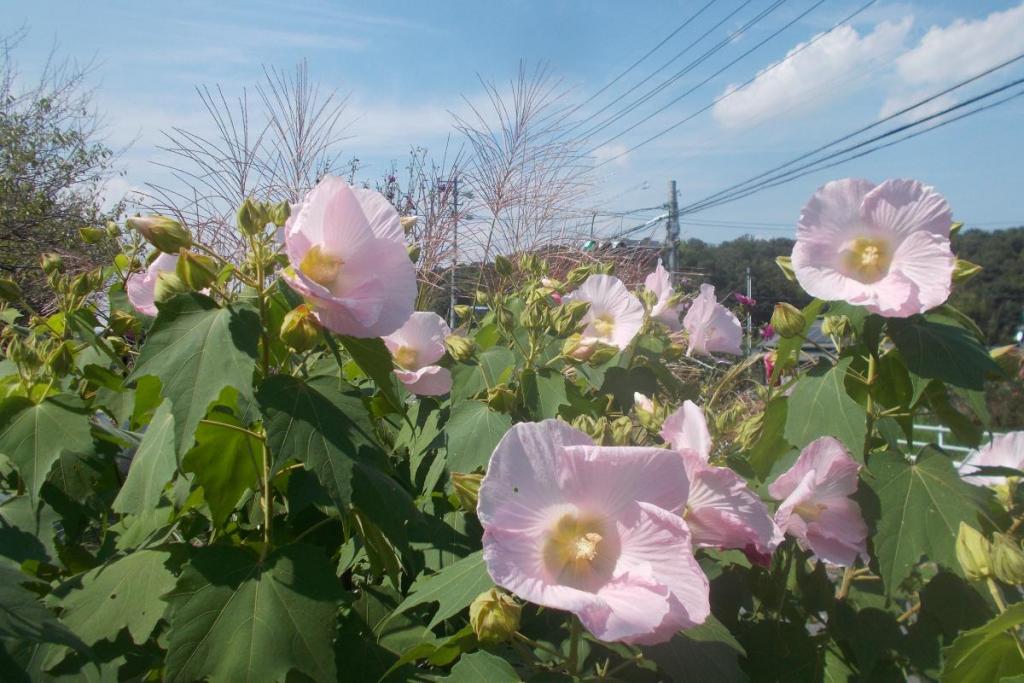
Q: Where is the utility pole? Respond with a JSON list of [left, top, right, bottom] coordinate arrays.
[[666, 180, 679, 274], [745, 266, 753, 356], [448, 175, 459, 328]]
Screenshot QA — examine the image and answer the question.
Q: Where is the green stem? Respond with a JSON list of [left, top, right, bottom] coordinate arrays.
[[567, 616, 582, 675], [988, 578, 1024, 659], [864, 352, 877, 461], [513, 632, 564, 661]]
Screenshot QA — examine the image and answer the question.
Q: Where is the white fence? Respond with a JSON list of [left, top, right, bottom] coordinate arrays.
[[911, 423, 987, 455]]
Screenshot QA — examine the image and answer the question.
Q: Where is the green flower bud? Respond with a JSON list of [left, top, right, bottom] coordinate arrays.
[[47, 340, 75, 376], [956, 522, 991, 581], [609, 416, 634, 446], [269, 200, 291, 228], [40, 253, 64, 275], [451, 472, 483, 512], [820, 314, 851, 339], [639, 288, 658, 312], [494, 254, 514, 277], [562, 334, 596, 361], [453, 304, 473, 321], [236, 197, 266, 236], [952, 258, 982, 284], [950, 221, 963, 236], [991, 345, 1022, 379], [775, 255, 797, 282], [486, 385, 516, 413], [70, 272, 94, 297], [519, 303, 547, 331], [105, 221, 121, 238], [176, 250, 219, 290], [444, 334, 475, 362], [407, 244, 421, 263], [280, 304, 321, 353], [475, 290, 490, 305], [153, 271, 189, 304], [400, 215, 418, 235], [109, 310, 141, 336], [771, 302, 805, 339], [0, 277, 22, 303], [79, 227, 106, 244], [566, 265, 595, 288], [128, 215, 193, 253], [469, 588, 520, 645], [991, 533, 1024, 585]]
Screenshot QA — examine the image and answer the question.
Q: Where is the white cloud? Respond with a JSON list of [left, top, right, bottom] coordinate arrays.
[[896, 3, 1024, 85], [713, 18, 912, 129], [592, 142, 630, 167]]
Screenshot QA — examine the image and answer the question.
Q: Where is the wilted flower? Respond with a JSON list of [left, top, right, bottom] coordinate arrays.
[[383, 311, 452, 396], [127, 253, 179, 316], [660, 400, 712, 459], [682, 284, 742, 357], [478, 420, 710, 644], [565, 275, 645, 350], [959, 431, 1024, 486], [644, 260, 683, 330], [769, 437, 868, 567], [282, 175, 416, 337], [791, 178, 955, 317]]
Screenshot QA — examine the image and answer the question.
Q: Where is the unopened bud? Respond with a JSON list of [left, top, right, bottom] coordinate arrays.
[[105, 221, 121, 238], [400, 215, 418, 235], [40, 253, 64, 275], [236, 198, 266, 236], [950, 221, 963, 236], [991, 345, 1022, 379], [153, 271, 189, 304], [771, 302, 805, 339], [494, 254, 514, 277], [453, 305, 473, 321], [109, 310, 141, 336], [566, 265, 594, 288], [444, 334, 475, 362], [952, 259, 982, 284], [0, 278, 22, 303], [486, 386, 516, 413], [475, 290, 490, 305], [70, 272, 95, 297], [128, 215, 193, 253], [609, 416, 633, 446], [469, 588, 520, 645], [956, 522, 991, 581], [280, 304, 321, 353], [407, 244, 421, 263], [176, 250, 219, 290], [451, 472, 483, 512], [821, 314, 851, 339], [269, 200, 291, 228], [79, 227, 106, 244], [991, 533, 1024, 585], [775, 255, 796, 282], [47, 340, 75, 376], [519, 303, 547, 330], [563, 334, 596, 362]]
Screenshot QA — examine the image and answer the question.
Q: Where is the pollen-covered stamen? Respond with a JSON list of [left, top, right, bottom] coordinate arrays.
[[300, 244, 343, 288], [593, 313, 616, 339], [393, 345, 418, 369], [573, 532, 603, 561], [543, 513, 613, 587], [841, 237, 891, 283], [794, 500, 827, 521]]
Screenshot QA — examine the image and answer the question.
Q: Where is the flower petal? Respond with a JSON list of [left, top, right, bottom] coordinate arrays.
[[660, 400, 712, 460], [558, 445, 689, 517], [860, 178, 952, 239], [395, 366, 452, 396]]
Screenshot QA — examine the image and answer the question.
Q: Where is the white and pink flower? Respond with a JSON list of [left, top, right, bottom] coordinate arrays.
[[792, 178, 955, 317], [565, 275, 645, 350], [769, 437, 868, 567], [126, 252, 179, 316], [383, 312, 452, 396], [682, 284, 743, 357], [959, 431, 1024, 486], [282, 175, 416, 338], [645, 260, 682, 331], [478, 420, 709, 644], [660, 401, 713, 459]]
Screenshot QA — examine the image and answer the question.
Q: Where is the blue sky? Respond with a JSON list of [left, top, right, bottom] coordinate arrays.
[[9, 0, 1024, 243]]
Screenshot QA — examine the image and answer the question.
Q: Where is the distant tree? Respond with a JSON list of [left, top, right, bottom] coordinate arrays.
[[0, 30, 122, 311], [950, 226, 1024, 345]]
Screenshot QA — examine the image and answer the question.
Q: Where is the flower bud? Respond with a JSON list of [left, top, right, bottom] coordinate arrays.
[[563, 334, 596, 361], [128, 215, 193, 253], [400, 215, 418, 235], [771, 302, 805, 339], [609, 416, 634, 446], [79, 227, 106, 244], [519, 303, 547, 331], [474, 290, 490, 305], [494, 254, 514, 277], [69, 271, 96, 297], [176, 250, 219, 290], [153, 271, 189, 304], [639, 288, 659, 312], [444, 334, 475, 362], [0, 278, 22, 303], [775, 255, 797, 282], [407, 244, 421, 263], [109, 310, 141, 336], [106, 221, 121, 238], [952, 258, 982, 284], [956, 522, 991, 581], [451, 472, 483, 512], [950, 221, 963, 236], [991, 533, 1024, 585], [991, 345, 1023, 379], [486, 386, 516, 413], [47, 340, 75, 376], [280, 304, 321, 353], [820, 314, 851, 339], [269, 200, 291, 228], [236, 197, 266, 236], [40, 253, 64, 275], [453, 304, 473, 321], [540, 277, 562, 290], [469, 588, 520, 645], [566, 265, 595, 288]]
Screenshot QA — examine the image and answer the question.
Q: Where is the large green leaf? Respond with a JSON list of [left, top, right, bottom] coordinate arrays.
[[445, 400, 512, 473], [522, 368, 569, 420], [181, 410, 261, 527], [0, 566, 88, 653], [748, 396, 791, 480], [0, 396, 94, 504], [128, 294, 259, 455], [391, 550, 492, 629], [889, 317, 1000, 391], [784, 357, 867, 457], [164, 544, 340, 683], [337, 335, 403, 411], [868, 448, 991, 594], [444, 651, 519, 681], [643, 616, 748, 682], [451, 347, 515, 401], [111, 399, 176, 523], [940, 603, 1024, 683], [0, 495, 58, 564], [258, 374, 414, 544]]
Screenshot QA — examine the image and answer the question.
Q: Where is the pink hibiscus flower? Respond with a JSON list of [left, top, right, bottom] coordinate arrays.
[[644, 260, 682, 331], [769, 437, 869, 567], [478, 420, 710, 644], [682, 284, 743, 357], [792, 178, 955, 317], [660, 400, 713, 459], [282, 175, 416, 337], [126, 252, 179, 316], [383, 312, 452, 396], [959, 431, 1024, 486], [565, 275, 645, 350]]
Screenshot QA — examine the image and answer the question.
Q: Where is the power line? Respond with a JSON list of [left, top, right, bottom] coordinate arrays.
[[681, 73, 1024, 214], [588, 0, 868, 165], [677, 49, 1024, 213]]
